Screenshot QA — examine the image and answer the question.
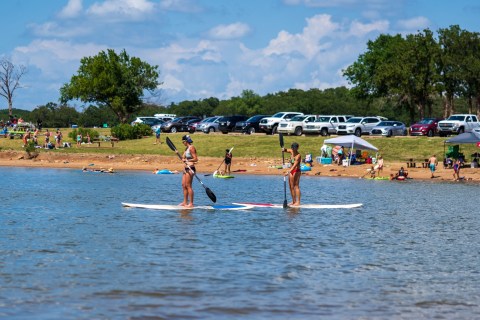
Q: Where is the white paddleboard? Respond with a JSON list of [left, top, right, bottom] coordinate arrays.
[[122, 203, 254, 211], [232, 202, 363, 209]]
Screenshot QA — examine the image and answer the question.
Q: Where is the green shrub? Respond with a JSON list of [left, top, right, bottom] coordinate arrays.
[[68, 128, 100, 142], [110, 123, 152, 140]]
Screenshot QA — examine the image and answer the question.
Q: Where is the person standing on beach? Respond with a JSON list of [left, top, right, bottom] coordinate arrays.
[[453, 159, 461, 181], [282, 142, 302, 206], [76, 131, 82, 147], [179, 135, 197, 207], [55, 129, 62, 149], [428, 154, 438, 178], [154, 126, 162, 145], [375, 156, 384, 177], [44, 129, 50, 148]]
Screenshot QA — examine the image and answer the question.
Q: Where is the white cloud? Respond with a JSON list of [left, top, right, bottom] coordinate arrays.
[[87, 0, 155, 19], [283, 0, 387, 8], [348, 20, 389, 37], [29, 21, 92, 38], [58, 0, 83, 18], [208, 23, 251, 40], [15, 39, 106, 77], [159, 0, 202, 13], [263, 14, 338, 59], [396, 16, 430, 31]]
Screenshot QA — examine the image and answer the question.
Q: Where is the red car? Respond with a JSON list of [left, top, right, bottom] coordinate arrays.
[[409, 117, 443, 137]]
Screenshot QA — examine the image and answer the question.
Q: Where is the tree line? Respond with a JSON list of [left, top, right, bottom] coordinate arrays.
[[344, 25, 480, 121], [1, 25, 477, 127]]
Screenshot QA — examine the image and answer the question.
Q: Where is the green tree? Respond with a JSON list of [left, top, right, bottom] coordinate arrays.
[[458, 30, 480, 116], [78, 104, 118, 127], [437, 25, 465, 117], [343, 31, 439, 122], [60, 49, 160, 123], [30, 102, 79, 128]]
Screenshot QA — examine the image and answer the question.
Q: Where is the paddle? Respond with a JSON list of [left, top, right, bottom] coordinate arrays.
[[166, 137, 217, 203], [204, 146, 234, 176], [279, 133, 288, 208]]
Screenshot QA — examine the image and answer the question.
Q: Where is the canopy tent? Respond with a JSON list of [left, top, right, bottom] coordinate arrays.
[[445, 131, 480, 144], [443, 131, 480, 162], [324, 135, 378, 151], [324, 135, 378, 166]]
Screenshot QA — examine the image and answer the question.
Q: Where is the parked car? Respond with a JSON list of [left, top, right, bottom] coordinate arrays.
[[277, 115, 318, 136], [233, 115, 270, 134], [409, 118, 443, 137], [131, 117, 164, 127], [186, 119, 201, 133], [154, 113, 176, 122], [259, 112, 304, 134], [197, 116, 222, 133], [218, 115, 248, 134], [336, 116, 386, 136], [370, 121, 408, 137], [303, 115, 352, 136], [161, 116, 201, 133]]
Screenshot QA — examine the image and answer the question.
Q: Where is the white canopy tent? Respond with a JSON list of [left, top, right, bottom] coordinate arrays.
[[324, 135, 378, 166]]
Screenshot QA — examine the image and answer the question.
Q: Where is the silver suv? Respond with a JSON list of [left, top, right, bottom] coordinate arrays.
[[304, 115, 352, 136], [336, 116, 387, 136]]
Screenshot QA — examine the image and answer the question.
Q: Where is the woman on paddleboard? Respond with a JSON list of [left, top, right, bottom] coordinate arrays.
[[224, 149, 233, 175], [282, 142, 302, 206], [180, 135, 198, 207]]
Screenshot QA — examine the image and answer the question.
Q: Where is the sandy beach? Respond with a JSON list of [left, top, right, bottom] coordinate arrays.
[[1, 150, 479, 182]]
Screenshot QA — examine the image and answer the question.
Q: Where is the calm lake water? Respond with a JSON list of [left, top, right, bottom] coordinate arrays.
[[1, 167, 479, 319]]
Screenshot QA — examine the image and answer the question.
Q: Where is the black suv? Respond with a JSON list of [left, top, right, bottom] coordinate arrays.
[[161, 116, 201, 133], [234, 115, 270, 134], [218, 115, 248, 134]]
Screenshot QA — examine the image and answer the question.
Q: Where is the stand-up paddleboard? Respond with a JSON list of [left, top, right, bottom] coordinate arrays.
[[366, 176, 389, 180], [233, 202, 363, 209], [213, 174, 234, 179], [122, 203, 253, 210]]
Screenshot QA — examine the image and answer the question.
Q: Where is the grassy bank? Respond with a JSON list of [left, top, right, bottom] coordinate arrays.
[[1, 128, 478, 162]]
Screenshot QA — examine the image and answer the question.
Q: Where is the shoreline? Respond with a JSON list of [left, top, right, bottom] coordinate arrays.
[[1, 150, 478, 182]]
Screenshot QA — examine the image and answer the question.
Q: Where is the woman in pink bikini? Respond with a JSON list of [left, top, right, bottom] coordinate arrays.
[[282, 142, 302, 206]]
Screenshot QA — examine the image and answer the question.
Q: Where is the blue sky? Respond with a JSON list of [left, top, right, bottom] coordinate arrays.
[[1, 0, 480, 111]]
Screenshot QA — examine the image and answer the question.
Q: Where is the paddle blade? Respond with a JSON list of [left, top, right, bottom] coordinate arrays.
[[206, 188, 217, 203], [279, 133, 284, 148], [166, 137, 176, 152], [283, 199, 288, 209]]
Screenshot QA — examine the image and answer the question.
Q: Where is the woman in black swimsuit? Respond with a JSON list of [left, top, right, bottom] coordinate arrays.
[[180, 135, 197, 207]]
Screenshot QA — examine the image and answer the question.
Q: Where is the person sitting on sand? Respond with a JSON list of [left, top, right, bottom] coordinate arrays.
[[394, 167, 408, 180]]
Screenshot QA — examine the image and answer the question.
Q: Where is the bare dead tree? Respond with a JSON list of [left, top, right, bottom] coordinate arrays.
[[0, 58, 27, 116]]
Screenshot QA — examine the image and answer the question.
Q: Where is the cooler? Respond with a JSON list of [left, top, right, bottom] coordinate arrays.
[[316, 157, 332, 164]]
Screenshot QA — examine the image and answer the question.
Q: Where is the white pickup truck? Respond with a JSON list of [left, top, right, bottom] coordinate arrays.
[[303, 115, 352, 136], [277, 114, 318, 136], [259, 111, 304, 134], [437, 114, 480, 137]]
